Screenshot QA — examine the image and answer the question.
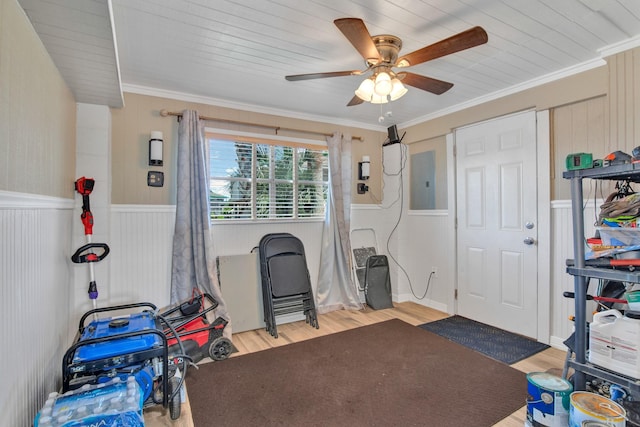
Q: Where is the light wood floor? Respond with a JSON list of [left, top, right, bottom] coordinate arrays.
[[144, 302, 566, 427]]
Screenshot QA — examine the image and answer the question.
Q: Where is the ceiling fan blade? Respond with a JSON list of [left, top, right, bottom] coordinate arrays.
[[285, 70, 361, 81], [347, 95, 365, 107], [397, 26, 488, 67], [334, 18, 380, 62], [399, 72, 453, 95]]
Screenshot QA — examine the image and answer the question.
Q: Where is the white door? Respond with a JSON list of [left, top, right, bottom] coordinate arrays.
[[455, 111, 538, 338]]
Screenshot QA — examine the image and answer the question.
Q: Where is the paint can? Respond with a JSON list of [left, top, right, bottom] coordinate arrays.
[[581, 421, 611, 427], [569, 391, 626, 427], [526, 372, 573, 426]]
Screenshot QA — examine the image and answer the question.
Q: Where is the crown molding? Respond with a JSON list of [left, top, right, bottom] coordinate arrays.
[[121, 84, 386, 133], [599, 34, 640, 58]]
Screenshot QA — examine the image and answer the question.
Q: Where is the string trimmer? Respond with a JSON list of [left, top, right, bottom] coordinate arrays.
[[72, 177, 110, 317]]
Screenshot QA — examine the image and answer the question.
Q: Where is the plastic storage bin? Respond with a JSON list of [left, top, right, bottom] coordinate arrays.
[[598, 227, 640, 246]]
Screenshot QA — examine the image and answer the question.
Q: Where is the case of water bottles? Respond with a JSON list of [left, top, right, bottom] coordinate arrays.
[[33, 376, 144, 427]]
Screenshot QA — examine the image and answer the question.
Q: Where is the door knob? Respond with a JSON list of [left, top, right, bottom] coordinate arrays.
[[523, 237, 535, 245]]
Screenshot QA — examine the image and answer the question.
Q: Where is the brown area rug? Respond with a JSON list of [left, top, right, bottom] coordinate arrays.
[[186, 319, 527, 427]]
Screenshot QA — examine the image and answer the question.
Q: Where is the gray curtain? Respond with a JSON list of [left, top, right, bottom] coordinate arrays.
[[316, 132, 363, 313], [171, 110, 231, 336]]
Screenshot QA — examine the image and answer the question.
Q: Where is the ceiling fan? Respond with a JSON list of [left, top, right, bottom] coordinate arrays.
[[285, 18, 488, 106]]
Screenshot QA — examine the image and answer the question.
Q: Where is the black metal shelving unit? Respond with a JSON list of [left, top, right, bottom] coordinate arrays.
[[563, 163, 640, 394]]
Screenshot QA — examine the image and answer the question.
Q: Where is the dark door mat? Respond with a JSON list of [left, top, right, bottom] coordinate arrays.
[[419, 315, 549, 364]]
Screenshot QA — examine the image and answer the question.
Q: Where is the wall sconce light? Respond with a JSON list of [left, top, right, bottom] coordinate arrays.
[[357, 155, 370, 194], [358, 155, 370, 180], [149, 131, 163, 166]]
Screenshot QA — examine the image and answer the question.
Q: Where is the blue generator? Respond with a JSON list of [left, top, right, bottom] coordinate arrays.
[[62, 302, 183, 420]]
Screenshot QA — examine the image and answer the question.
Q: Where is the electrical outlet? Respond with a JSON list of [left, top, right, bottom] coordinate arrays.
[[430, 266, 438, 277], [147, 171, 164, 187]]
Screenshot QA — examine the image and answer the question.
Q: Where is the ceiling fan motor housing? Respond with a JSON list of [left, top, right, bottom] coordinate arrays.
[[369, 35, 402, 67]]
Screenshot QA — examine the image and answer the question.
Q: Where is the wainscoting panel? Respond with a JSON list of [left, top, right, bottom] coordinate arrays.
[[109, 206, 325, 308], [398, 211, 450, 313], [105, 202, 587, 350], [0, 192, 74, 427], [549, 200, 600, 348], [110, 206, 176, 308], [211, 220, 325, 289]]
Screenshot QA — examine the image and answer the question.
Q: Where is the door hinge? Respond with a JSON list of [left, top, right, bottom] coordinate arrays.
[[454, 289, 458, 300]]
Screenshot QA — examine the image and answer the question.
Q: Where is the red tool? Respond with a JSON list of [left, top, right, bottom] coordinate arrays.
[[72, 177, 109, 313], [75, 177, 95, 235], [563, 292, 628, 306], [566, 258, 640, 269]]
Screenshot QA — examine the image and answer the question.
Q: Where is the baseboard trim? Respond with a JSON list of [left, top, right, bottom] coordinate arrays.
[[395, 293, 448, 314]]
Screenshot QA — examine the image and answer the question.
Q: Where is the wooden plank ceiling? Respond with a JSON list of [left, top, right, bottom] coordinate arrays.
[[17, 0, 640, 128]]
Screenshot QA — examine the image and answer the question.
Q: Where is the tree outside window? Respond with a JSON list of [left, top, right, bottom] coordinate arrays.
[[209, 137, 328, 220]]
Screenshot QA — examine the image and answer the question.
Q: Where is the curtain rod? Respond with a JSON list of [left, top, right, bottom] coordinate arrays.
[[159, 109, 363, 141]]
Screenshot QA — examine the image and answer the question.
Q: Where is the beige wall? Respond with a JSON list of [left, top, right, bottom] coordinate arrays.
[[110, 92, 386, 205], [607, 47, 640, 153], [552, 96, 609, 200], [550, 48, 640, 200], [0, 0, 76, 198], [403, 66, 608, 144]]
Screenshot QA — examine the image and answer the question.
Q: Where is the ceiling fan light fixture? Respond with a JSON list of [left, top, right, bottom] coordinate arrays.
[[355, 78, 375, 101], [389, 78, 408, 101], [370, 94, 389, 104], [374, 71, 392, 96]]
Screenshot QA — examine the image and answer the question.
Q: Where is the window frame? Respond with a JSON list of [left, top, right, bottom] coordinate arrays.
[[206, 129, 329, 223]]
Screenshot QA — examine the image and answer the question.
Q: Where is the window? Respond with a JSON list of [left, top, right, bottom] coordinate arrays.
[[208, 136, 329, 220]]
